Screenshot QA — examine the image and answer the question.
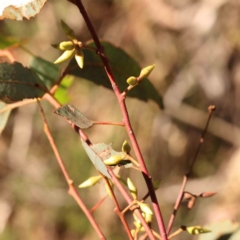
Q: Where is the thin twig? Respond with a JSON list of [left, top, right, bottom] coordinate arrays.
[[90, 195, 107, 213], [166, 105, 216, 235], [69, 1, 167, 239], [104, 178, 134, 240], [93, 121, 125, 127], [36, 99, 107, 240], [0, 99, 38, 114]]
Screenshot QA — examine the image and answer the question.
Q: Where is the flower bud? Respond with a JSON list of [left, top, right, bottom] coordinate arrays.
[[138, 202, 153, 215], [59, 41, 74, 50], [78, 175, 103, 188], [126, 76, 137, 86], [122, 140, 131, 154], [104, 153, 126, 166], [51, 41, 75, 51], [152, 179, 161, 190], [54, 49, 75, 64], [127, 178, 137, 200], [75, 49, 84, 69], [138, 64, 155, 79], [185, 226, 211, 235]]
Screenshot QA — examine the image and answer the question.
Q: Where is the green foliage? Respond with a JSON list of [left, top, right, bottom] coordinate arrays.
[[0, 34, 18, 49], [67, 41, 164, 109], [54, 75, 74, 104], [0, 62, 47, 102], [30, 56, 60, 89]]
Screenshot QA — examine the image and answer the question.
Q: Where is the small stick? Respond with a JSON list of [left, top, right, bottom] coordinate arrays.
[[166, 105, 216, 234], [37, 100, 107, 240]]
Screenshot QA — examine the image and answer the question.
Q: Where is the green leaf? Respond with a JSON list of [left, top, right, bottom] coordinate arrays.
[[0, 35, 19, 49], [54, 104, 93, 129], [81, 139, 111, 178], [0, 101, 11, 135], [67, 41, 164, 109], [54, 75, 74, 104], [0, 62, 47, 102], [30, 56, 60, 89]]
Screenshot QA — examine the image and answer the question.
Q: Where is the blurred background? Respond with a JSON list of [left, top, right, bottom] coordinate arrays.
[[1, 0, 240, 239]]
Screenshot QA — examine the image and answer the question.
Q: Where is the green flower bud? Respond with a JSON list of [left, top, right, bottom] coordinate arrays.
[[138, 64, 155, 79], [104, 153, 127, 166], [153, 179, 161, 190], [133, 221, 143, 231], [185, 226, 211, 235], [127, 178, 137, 200], [138, 202, 153, 215], [59, 41, 74, 50], [75, 49, 84, 69], [78, 175, 103, 188], [131, 229, 136, 237], [61, 20, 77, 41], [122, 140, 131, 154], [54, 49, 75, 64], [126, 76, 137, 86], [51, 41, 74, 51], [144, 212, 153, 223]]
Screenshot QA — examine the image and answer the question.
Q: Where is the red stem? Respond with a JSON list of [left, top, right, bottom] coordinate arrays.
[[104, 178, 134, 240], [37, 100, 106, 240], [68, 1, 168, 239], [44, 93, 155, 239], [166, 105, 216, 234]]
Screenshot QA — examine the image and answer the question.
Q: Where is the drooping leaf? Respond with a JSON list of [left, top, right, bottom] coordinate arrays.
[[30, 56, 60, 89], [0, 61, 47, 102], [0, 102, 11, 135], [81, 139, 111, 178], [54, 104, 93, 129], [67, 41, 164, 109], [54, 75, 74, 104], [0, 0, 47, 20], [0, 35, 19, 49]]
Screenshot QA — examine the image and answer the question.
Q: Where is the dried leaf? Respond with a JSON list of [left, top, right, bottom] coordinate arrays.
[[54, 104, 93, 129], [0, 0, 47, 20]]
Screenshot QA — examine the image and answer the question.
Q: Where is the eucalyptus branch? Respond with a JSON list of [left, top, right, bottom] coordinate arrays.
[[68, 1, 167, 239], [44, 92, 156, 240], [36, 99, 106, 240], [166, 105, 216, 235]]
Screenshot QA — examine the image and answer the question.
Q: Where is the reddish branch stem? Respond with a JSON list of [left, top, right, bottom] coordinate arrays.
[[166, 105, 216, 234], [44, 93, 146, 239], [68, 0, 167, 239], [104, 178, 134, 240], [37, 100, 106, 240]]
